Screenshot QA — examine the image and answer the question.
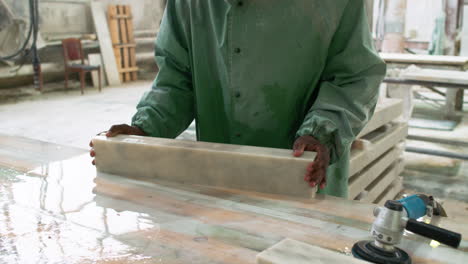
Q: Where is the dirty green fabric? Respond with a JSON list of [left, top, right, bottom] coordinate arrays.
[[132, 0, 386, 198]]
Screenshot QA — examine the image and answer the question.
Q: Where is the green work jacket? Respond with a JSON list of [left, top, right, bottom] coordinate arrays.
[[132, 0, 386, 198]]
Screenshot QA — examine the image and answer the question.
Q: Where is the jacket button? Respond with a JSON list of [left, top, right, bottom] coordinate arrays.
[[234, 48, 241, 54], [237, 1, 244, 6], [234, 92, 241, 98], [235, 133, 241, 137]]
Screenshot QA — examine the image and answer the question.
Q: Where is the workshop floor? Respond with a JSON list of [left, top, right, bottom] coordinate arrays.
[[1, 81, 467, 210], [403, 98, 468, 203], [0, 81, 196, 148]]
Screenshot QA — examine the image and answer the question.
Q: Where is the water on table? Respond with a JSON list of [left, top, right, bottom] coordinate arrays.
[[0, 155, 158, 263], [1, 151, 467, 264]]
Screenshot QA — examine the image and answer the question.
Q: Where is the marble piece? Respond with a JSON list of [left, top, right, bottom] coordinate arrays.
[[360, 161, 405, 203], [256, 239, 368, 264], [92, 135, 318, 198], [357, 98, 403, 138], [350, 123, 408, 176], [349, 146, 403, 199], [90, 1, 121, 86], [401, 67, 468, 85], [0, 133, 85, 169], [375, 176, 404, 205], [380, 53, 468, 67]]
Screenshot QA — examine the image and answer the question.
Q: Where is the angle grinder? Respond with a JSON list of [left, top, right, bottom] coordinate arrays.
[[352, 199, 462, 264]]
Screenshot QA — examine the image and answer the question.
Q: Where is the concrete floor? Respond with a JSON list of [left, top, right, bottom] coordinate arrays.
[[402, 99, 468, 202], [0, 81, 197, 148], [1, 81, 467, 205], [0, 81, 151, 148]]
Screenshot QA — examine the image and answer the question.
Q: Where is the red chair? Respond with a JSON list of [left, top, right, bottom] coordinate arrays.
[[62, 38, 101, 95]]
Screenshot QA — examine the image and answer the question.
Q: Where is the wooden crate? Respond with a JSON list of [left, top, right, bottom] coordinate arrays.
[[107, 5, 138, 82]]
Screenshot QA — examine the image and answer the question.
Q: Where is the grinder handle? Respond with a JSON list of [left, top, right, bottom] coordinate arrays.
[[406, 218, 461, 248]]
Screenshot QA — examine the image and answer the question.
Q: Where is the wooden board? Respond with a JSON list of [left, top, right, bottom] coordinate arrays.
[[125, 6, 138, 81], [350, 123, 408, 176], [1, 134, 467, 264], [107, 4, 138, 82], [357, 98, 403, 138], [92, 135, 318, 199], [349, 146, 403, 199], [257, 239, 368, 264], [90, 1, 121, 86], [380, 52, 468, 67], [401, 68, 468, 86], [106, 5, 122, 82], [117, 5, 130, 81], [88, 53, 105, 88]]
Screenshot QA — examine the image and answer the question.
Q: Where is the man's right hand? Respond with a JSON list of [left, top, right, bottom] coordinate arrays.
[[90, 124, 146, 165]]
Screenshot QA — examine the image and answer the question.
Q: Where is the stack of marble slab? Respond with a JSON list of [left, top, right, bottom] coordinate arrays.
[[349, 98, 407, 204]]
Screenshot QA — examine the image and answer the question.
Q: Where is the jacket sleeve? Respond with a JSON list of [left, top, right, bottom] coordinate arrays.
[[296, 0, 386, 163], [131, 1, 194, 138]]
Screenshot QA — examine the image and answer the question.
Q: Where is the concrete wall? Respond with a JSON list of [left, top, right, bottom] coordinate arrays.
[[39, 0, 94, 40], [0, 0, 163, 89], [405, 0, 443, 42], [1, 0, 163, 42], [372, 0, 444, 43]]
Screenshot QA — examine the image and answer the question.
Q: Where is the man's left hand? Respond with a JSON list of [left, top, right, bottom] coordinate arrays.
[[293, 135, 330, 189]]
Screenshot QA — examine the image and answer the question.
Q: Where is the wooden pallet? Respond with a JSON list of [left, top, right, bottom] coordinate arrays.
[[107, 5, 138, 82], [91, 1, 121, 86]]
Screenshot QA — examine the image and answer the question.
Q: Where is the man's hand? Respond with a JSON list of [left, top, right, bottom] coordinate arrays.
[[90, 124, 146, 165], [293, 135, 330, 189]]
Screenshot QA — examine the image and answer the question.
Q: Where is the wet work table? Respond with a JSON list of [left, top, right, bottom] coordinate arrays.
[[1, 134, 468, 263]]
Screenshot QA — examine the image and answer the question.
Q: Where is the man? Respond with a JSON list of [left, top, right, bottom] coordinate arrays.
[[90, 0, 386, 198]]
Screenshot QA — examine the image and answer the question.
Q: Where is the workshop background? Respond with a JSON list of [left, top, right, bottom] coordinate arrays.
[[1, 1, 468, 263]]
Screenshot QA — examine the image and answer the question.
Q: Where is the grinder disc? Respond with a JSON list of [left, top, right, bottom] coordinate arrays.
[[352, 240, 411, 264]]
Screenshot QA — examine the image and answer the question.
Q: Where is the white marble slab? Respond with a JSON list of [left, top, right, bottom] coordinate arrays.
[[357, 98, 403, 138], [380, 53, 468, 66], [361, 161, 405, 203], [90, 1, 121, 86], [93, 135, 318, 198], [401, 67, 468, 85], [350, 123, 408, 176], [349, 146, 403, 199], [256, 239, 368, 264]]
